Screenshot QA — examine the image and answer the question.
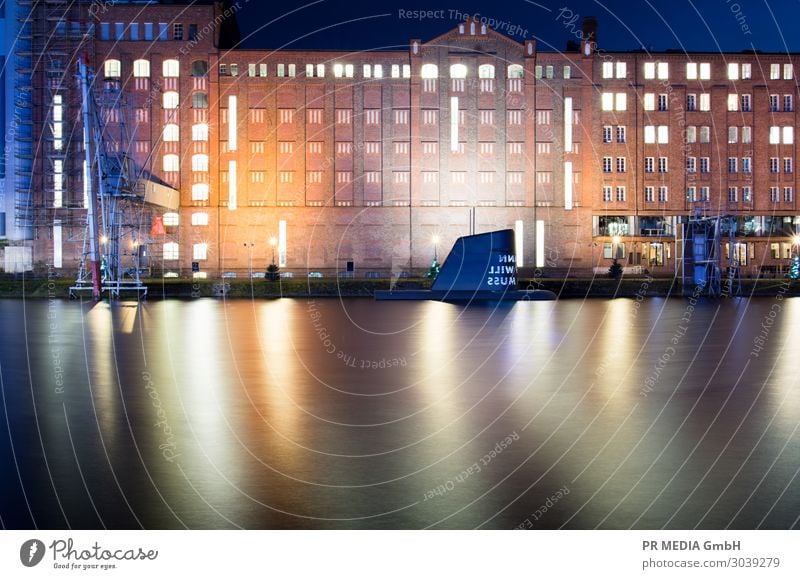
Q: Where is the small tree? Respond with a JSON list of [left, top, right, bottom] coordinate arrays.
[[608, 258, 623, 280], [790, 255, 800, 280], [266, 263, 280, 282], [425, 258, 440, 280]]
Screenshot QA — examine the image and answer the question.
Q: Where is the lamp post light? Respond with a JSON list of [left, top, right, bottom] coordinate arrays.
[[267, 236, 278, 281], [612, 235, 621, 260], [244, 241, 254, 278], [269, 236, 277, 266]]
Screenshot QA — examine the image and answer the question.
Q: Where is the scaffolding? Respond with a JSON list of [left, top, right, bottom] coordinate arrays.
[[70, 61, 149, 299], [15, 0, 94, 234], [681, 213, 742, 297]]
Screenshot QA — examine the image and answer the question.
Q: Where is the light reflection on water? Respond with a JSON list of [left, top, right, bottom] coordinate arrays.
[[0, 297, 798, 529]]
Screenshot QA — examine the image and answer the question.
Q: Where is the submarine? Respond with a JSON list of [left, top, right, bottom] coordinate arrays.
[[374, 229, 556, 301]]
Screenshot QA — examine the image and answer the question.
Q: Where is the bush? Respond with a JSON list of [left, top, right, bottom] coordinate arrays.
[[608, 259, 623, 280]]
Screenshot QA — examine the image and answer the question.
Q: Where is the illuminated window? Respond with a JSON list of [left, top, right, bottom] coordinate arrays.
[[191, 213, 209, 226], [133, 59, 150, 77], [450, 64, 467, 78], [192, 154, 209, 172], [421, 63, 438, 79], [193, 243, 208, 260], [508, 64, 524, 78], [191, 183, 209, 201], [163, 154, 179, 171], [163, 59, 180, 77], [478, 64, 495, 78], [162, 123, 179, 142], [163, 91, 179, 109], [163, 212, 179, 226], [104, 59, 121, 78], [163, 242, 179, 260], [192, 123, 208, 141]]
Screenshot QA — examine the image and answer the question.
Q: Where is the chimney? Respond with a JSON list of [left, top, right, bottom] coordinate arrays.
[[582, 16, 598, 46]]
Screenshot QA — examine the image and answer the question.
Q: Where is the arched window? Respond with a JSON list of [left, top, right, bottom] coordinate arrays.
[[508, 64, 524, 79], [162, 59, 180, 77], [191, 60, 209, 76], [104, 59, 121, 78], [420, 64, 438, 79], [163, 91, 179, 109], [162, 212, 179, 226], [192, 92, 208, 109], [192, 154, 209, 172], [192, 123, 209, 141], [450, 64, 467, 78], [162, 154, 179, 172], [133, 59, 150, 77], [478, 64, 495, 79], [162, 123, 179, 142], [191, 183, 209, 200]]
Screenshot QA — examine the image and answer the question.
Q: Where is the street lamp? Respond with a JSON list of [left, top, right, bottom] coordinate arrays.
[[267, 237, 278, 281], [426, 235, 441, 279], [243, 241, 254, 278], [269, 237, 277, 266]]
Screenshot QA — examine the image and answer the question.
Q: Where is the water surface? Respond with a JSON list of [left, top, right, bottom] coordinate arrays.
[[1, 295, 798, 529]]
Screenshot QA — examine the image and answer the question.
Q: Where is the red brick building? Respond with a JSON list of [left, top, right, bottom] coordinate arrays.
[[26, 1, 800, 278]]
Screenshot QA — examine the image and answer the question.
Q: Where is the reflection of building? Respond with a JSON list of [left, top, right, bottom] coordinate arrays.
[[12, 2, 800, 277]]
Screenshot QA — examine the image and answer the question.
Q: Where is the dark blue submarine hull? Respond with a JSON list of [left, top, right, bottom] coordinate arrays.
[[375, 229, 556, 301]]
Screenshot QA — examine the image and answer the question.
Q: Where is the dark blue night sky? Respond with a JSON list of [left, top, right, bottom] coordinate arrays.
[[235, 0, 800, 53]]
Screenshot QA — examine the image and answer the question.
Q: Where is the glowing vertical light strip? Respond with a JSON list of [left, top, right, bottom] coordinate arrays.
[[450, 96, 459, 152], [515, 220, 524, 267], [536, 220, 545, 268], [564, 97, 573, 153], [228, 160, 237, 210], [228, 95, 237, 151], [53, 160, 63, 208], [83, 160, 90, 208], [564, 161, 573, 210], [278, 219, 287, 267], [53, 221, 63, 268]]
